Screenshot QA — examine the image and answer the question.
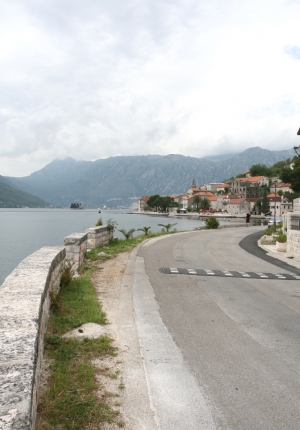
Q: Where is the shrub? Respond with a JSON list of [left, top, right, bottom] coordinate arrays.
[[264, 227, 274, 235], [157, 223, 177, 232], [95, 217, 103, 226], [137, 226, 151, 236], [118, 228, 135, 240], [60, 260, 74, 288], [205, 216, 219, 229], [106, 218, 118, 232], [275, 233, 287, 243]]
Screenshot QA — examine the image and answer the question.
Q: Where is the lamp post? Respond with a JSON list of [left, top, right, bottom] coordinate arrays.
[[273, 179, 278, 232]]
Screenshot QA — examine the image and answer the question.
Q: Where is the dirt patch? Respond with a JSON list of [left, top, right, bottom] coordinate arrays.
[[91, 251, 132, 429]]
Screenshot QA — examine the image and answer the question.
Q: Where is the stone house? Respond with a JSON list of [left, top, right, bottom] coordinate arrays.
[[226, 198, 251, 214], [138, 195, 150, 212], [268, 194, 293, 216], [230, 176, 269, 199], [270, 182, 292, 193]]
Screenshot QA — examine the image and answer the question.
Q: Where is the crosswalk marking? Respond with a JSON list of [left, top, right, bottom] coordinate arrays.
[[238, 272, 251, 278], [205, 270, 215, 275], [187, 269, 197, 275], [223, 271, 233, 277], [159, 267, 299, 281]]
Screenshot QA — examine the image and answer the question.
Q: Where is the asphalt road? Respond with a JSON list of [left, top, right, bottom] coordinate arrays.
[[130, 226, 300, 430]]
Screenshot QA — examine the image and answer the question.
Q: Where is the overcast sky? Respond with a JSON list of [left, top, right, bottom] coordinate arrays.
[[1, 0, 300, 177]]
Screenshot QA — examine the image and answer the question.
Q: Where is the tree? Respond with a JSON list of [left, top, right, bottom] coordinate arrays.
[[147, 195, 178, 212], [255, 198, 262, 214], [249, 164, 271, 177], [193, 195, 201, 211], [147, 195, 160, 211], [158, 196, 178, 212], [261, 188, 270, 214], [200, 198, 210, 210], [280, 156, 300, 192]]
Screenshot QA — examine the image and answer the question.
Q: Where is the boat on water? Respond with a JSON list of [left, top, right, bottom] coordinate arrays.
[[98, 208, 101, 213]]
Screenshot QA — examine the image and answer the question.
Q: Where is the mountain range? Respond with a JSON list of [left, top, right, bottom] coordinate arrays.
[[0, 176, 50, 208], [2, 146, 295, 208]]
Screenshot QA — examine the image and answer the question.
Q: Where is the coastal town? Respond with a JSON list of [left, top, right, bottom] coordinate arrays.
[[137, 164, 295, 218]]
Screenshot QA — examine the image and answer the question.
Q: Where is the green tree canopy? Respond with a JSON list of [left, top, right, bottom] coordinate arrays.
[[147, 195, 178, 212], [147, 195, 161, 211], [193, 195, 201, 211], [200, 198, 210, 210], [249, 164, 271, 177], [261, 188, 270, 214], [280, 156, 300, 192]]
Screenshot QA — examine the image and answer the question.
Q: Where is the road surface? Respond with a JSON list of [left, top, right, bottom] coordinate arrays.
[[121, 227, 300, 429]]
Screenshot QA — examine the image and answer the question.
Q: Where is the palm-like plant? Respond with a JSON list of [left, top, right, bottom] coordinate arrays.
[[118, 228, 135, 240], [158, 223, 177, 232], [193, 195, 201, 211], [137, 226, 151, 236]]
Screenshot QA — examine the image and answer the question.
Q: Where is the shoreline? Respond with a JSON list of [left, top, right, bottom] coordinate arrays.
[[128, 211, 266, 220]]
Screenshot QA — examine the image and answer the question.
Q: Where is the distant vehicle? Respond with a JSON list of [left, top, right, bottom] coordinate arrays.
[[268, 217, 283, 226]]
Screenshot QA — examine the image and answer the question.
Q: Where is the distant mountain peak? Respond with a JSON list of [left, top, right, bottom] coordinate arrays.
[[4, 146, 295, 208]]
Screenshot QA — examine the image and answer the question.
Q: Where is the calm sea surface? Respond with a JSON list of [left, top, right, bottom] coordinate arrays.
[[0, 208, 256, 286]]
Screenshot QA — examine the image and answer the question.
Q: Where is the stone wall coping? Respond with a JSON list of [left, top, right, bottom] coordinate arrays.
[[64, 232, 88, 246], [0, 246, 65, 430], [85, 225, 110, 233]]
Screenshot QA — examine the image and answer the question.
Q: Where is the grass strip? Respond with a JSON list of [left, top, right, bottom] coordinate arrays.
[[37, 231, 175, 429], [86, 231, 171, 262], [37, 272, 120, 429], [48, 274, 106, 335]]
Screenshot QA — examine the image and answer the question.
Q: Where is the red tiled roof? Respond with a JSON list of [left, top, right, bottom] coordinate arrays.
[[267, 194, 281, 200], [228, 198, 246, 204], [272, 183, 291, 188], [236, 176, 268, 182], [139, 195, 150, 201], [193, 191, 214, 197]]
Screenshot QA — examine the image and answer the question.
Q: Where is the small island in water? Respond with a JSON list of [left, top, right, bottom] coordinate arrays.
[[70, 203, 84, 209]]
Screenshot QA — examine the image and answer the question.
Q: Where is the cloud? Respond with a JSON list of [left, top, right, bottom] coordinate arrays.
[[0, 0, 300, 177], [285, 45, 300, 59]]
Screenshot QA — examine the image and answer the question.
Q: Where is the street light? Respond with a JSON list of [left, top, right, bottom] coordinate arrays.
[[273, 179, 278, 232]]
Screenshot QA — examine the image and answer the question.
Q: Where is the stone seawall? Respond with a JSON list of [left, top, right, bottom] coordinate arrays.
[[0, 247, 65, 430], [0, 224, 113, 429]]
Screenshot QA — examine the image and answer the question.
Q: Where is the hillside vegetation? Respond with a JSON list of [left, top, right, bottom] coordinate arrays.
[[0, 177, 50, 208]]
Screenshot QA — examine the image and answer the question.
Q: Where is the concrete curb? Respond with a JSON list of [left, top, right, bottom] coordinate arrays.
[[258, 238, 300, 270]]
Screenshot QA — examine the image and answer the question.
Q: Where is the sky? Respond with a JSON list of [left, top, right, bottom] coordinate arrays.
[[1, 0, 300, 177]]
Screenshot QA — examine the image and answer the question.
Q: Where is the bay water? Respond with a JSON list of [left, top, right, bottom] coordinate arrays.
[[0, 208, 252, 286]]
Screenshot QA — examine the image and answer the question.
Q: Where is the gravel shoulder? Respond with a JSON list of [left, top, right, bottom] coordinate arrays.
[[92, 247, 159, 430], [91, 251, 132, 429]]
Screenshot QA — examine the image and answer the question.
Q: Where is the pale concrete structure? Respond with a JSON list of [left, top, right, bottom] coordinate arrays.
[[287, 197, 300, 261], [0, 224, 113, 430]]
